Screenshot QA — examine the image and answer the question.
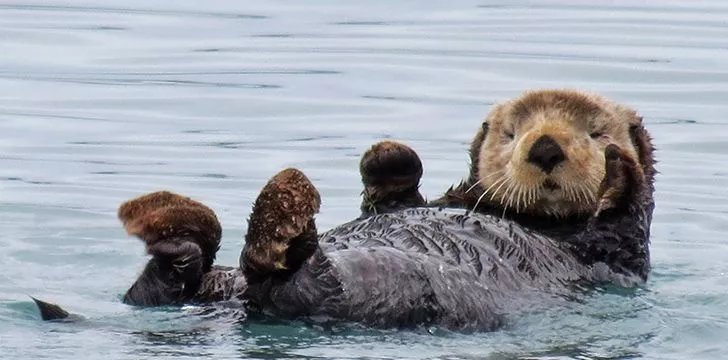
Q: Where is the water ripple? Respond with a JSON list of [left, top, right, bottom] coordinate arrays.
[[0, 1, 727, 359]]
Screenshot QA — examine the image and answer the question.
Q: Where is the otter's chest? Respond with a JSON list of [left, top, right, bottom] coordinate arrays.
[[319, 208, 587, 288]]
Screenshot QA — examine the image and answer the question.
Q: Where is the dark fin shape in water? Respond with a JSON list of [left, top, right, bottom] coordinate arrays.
[[31, 297, 70, 321]]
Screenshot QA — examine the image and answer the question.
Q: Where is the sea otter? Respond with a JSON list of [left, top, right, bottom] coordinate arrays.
[[36, 89, 655, 332]]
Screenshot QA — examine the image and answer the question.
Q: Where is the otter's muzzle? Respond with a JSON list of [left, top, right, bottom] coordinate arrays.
[[527, 135, 566, 174]]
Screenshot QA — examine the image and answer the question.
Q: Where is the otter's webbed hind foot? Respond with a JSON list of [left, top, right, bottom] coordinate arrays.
[[119, 191, 222, 306], [241, 168, 321, 282], [359, 141, 425, 217]]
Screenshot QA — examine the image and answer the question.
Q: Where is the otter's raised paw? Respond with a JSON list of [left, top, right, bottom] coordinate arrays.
[[241, 168, 321, 281], [359, 141, 425, 216], [594, 144, 645, 217]]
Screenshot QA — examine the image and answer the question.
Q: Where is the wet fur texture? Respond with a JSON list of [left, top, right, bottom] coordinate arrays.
[[241, 168, 321, 282], [106, 89, 655, 331], [359, 140, 425, 217], [119, 191, 222, 305]]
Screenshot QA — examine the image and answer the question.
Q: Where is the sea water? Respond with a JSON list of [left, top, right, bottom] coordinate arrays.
[[1, 1, 727, 359]]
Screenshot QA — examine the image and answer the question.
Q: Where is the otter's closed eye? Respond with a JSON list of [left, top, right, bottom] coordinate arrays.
[[504, 131, 515, 140], [590, 132, 604, 139]]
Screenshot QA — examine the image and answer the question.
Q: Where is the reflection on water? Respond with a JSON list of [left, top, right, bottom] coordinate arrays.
[[1, 1, 727, 359]]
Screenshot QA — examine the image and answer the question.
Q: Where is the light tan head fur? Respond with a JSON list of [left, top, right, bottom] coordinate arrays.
[[469, 89, 648, 218]]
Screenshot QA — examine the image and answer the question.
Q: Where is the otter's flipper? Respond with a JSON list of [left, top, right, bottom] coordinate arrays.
[[118, 191, 222, 270], [119, 191, 222, 306], [359, 141, 425, 217], [241, 168, 321, 282], [31, 297, 70, 321]]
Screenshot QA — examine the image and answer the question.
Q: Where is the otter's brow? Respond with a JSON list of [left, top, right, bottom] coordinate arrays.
[[565, 102, 603, 127]]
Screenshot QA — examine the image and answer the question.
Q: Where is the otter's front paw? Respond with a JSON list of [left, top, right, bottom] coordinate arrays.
[[359, 141, 425, 216], [241, 168, 321, 281], [146, 239, 203, 276], [594, 144, 645, 217]]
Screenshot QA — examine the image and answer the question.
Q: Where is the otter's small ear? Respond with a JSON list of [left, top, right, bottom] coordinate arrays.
[[466, 120, 489, 183], [627, 115, 656, 181]]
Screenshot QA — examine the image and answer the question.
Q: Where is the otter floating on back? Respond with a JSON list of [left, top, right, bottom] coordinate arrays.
[[36, 89, 655, 332]]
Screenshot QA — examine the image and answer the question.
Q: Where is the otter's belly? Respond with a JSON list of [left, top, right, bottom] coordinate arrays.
[[319, 208, 588, 292], [242, 208, 595, 331]]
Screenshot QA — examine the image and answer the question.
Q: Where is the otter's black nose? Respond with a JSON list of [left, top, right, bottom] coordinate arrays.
[[527, 135, 566, 174]]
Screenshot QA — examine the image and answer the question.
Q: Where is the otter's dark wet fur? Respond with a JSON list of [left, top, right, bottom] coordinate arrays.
[[35, 90, 655, 332], [237, 142, 652, 331], [118, 191, 222, 306], [428, 90, 655, 282]]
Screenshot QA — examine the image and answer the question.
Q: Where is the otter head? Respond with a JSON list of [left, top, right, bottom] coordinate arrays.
[[469, 89, 652, 218]]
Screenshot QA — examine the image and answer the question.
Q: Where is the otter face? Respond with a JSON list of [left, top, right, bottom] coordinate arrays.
[[473, 90, 644, 218]]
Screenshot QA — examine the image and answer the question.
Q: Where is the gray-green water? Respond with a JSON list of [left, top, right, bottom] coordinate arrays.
[[1, 1, 727, 359]]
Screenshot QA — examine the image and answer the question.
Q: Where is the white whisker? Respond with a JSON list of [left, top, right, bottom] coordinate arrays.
[[481, 175, 503, 194], [590, 180, 600, 202], [585, 183, 594, 203], [489, 176, 510, 202], [527, 187, 534, 209], [465, 180, 483, 194], [579, 183, 589, 204], [471, 175, 507, 211], [564, 182, 575, 203], [567, 182, 575, 202], [516, 183, 527, 212], [493, 177, 515, 218], [502, 181, 518, 215], [466, 170, 505, 193], [471, 191, 488, 212], [504, 182, 515, 210]]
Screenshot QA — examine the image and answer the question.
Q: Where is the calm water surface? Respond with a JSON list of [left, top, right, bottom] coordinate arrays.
[[1, 1, 727, 359]]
